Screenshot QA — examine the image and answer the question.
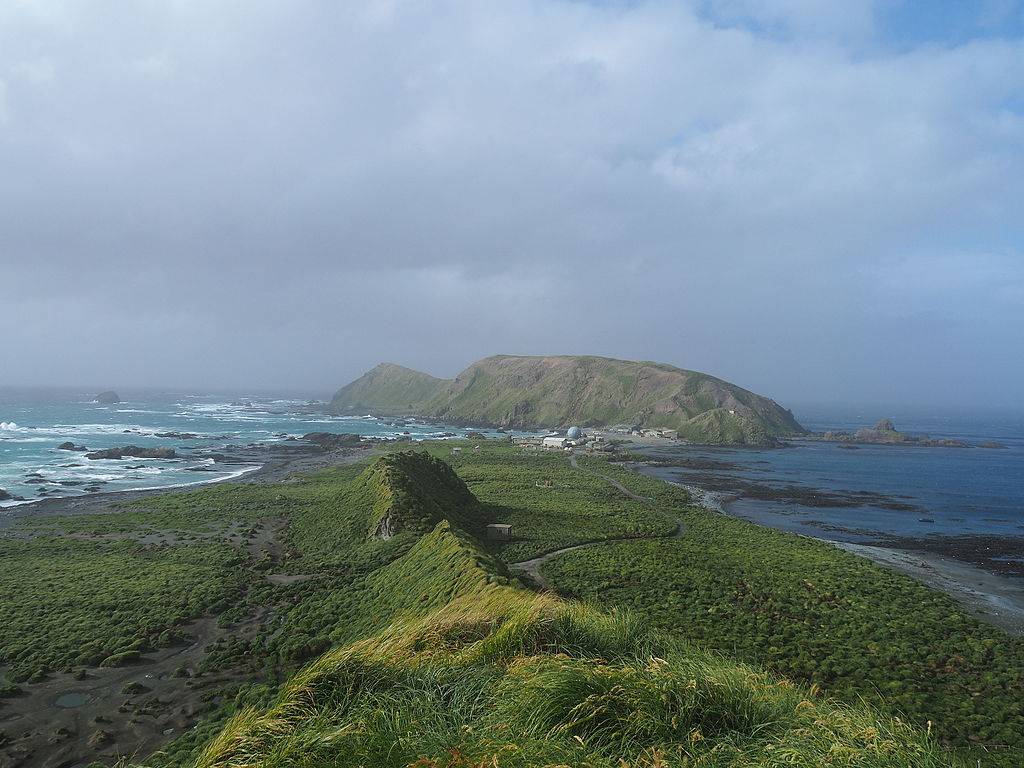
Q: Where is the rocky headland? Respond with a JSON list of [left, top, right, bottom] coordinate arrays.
[[815, 419, 969, 448]]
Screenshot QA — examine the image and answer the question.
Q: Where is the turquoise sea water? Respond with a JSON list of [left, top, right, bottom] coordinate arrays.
[[0, 387, 508, 509], [635, 406, 1024, 542]]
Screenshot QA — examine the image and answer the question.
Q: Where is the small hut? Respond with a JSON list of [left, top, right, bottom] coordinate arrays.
[[485, 523, 513, 541]]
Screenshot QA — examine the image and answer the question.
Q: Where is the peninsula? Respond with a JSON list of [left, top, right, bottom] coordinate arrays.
[[329, 355, 805, 446]]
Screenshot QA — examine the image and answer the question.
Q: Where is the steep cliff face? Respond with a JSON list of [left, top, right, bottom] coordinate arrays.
[[330, 355, 805, 445]]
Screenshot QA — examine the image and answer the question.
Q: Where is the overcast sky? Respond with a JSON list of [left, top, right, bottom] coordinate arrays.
[[1, 1, 1022, 409]]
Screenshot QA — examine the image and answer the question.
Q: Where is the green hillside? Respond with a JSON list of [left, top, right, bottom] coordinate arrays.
[[5, 445, 1021, 767], [330, 362, 448, 414], [330, 354, 805, 445]]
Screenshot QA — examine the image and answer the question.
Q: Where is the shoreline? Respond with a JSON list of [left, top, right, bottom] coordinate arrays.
[[0, 463, 265, 513], [0, 441, 377, 530], [827, 539, 1024, 636], [612, 446, 1024, 637]]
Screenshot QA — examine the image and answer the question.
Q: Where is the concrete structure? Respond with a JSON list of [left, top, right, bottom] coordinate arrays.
[[485, 523, 513, 540], [542, 436, 569, 449]]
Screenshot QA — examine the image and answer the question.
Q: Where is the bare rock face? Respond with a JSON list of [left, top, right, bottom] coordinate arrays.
[[373, 514, 398, 540], [873, 418, 897, 432], [94, 391, 120, 404], [57, 442, 88, 452], [86, 446, 177, 460]]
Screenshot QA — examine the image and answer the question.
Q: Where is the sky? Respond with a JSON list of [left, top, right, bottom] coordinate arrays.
[[1, 0, 1022, 410]]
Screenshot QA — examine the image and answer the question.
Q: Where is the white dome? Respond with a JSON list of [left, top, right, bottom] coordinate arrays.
[[567, 426, 583, 439]]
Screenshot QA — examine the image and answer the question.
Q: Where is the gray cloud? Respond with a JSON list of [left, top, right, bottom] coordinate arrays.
[[1, 1, 1022, 409]]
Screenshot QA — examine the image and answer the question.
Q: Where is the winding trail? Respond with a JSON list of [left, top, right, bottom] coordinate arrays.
[[508, 454, 684, 590]]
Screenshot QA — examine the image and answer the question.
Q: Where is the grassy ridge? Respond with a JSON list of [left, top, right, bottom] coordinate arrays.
[[180, 523, 950, 768]]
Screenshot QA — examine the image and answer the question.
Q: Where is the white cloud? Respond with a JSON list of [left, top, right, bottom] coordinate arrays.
[[0, 0, 1020, 406]]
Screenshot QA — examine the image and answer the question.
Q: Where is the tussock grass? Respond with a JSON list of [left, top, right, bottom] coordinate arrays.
[[183, 531, 954, 768]]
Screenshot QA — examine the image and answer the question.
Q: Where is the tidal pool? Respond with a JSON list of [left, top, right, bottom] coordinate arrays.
[[54, 692, 90, 708]]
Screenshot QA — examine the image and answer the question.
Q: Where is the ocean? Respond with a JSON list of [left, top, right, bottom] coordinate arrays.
[[0, 387, 506, 509], [632, 405, 1024, 544], [4, 390, 1024, 547]]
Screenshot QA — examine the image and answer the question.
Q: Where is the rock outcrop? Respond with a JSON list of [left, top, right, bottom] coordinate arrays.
[[94, 391, 121, 404], [86, 446, 177, 460], [302, 432, 364, 451], [820, 420, 968, 448]]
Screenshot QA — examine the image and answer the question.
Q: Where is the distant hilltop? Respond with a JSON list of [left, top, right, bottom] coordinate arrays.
[[329, 355, 806, 446]]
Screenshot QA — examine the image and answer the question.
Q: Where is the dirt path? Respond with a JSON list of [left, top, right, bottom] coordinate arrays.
[[508, 454, 683, 589], [568, 454, 652, 502]]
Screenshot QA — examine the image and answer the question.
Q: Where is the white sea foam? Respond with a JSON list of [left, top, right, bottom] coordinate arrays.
[[126, 464, 261, 493], [0, 464, 263, 511]]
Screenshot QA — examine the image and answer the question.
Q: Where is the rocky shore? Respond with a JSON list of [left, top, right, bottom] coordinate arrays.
[[608, 436, 1024, 636], [0, 438, 376, 529]]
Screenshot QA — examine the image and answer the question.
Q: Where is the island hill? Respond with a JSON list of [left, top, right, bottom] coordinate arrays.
[[329, 354, 806, 446]]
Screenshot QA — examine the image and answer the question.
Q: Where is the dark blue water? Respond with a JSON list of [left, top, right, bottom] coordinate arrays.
[[635, 406, 1024, 543]]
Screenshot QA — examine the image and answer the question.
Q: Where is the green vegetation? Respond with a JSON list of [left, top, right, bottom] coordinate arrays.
[[187, 591, 950, 768], [441, 444, 676, 561], [329, 354, 806, 445], [540, 457, 1024, 762], [2, 441, 1021, 767], [0, 537, 245, 681], [327, 362, 448, 414]]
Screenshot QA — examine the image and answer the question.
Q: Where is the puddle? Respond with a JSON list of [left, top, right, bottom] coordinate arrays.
[[54, 692, 90, 708]]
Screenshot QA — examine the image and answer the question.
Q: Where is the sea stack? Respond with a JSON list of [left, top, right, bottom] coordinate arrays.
[[94, 391, 120, 404]]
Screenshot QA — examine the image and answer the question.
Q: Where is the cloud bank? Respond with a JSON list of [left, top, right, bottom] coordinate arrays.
[[1, 0, 1021, 408]]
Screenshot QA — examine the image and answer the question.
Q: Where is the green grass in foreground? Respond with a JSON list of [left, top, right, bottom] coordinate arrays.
[[541, 456, 1024, 761], [3, 442, 1021, 767], [158, 524, 951, 768]]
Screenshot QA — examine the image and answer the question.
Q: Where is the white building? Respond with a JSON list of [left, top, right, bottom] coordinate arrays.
[[542, 436, 569, 449]]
